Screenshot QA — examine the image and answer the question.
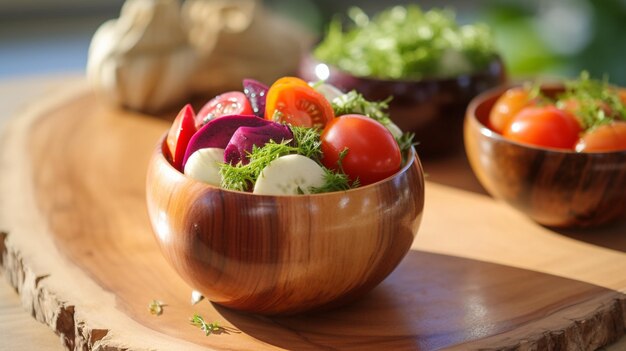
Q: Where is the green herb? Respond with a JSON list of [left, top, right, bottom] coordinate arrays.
[[289, 126, 323, 160], [396, 132, 416, 162], [220, 140, 297, 191], [189, 314, 239, 336], [556, 71, 626, 130], [314, 5, 497, 79], [148, 300, 165, 316], [331, 90, 393, 125], [310, 167, 358, 193], [220, 127, 332, 192], [311, 148, 360, 193], [220, 127, 322, 191]]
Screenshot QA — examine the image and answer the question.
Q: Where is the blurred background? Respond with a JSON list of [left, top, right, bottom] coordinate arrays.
[[1, 0, 625, 84]]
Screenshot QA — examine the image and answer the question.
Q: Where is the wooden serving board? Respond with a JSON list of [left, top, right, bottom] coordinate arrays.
[[1, 80, 626, 350]]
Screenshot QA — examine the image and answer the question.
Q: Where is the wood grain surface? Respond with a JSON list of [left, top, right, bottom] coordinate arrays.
[[1, 79, 626, 350]]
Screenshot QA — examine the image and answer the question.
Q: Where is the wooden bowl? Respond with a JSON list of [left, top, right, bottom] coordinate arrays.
[[146, 137, 425, 315], [299, 54, 507, 158], [464, 85, 626, 228]]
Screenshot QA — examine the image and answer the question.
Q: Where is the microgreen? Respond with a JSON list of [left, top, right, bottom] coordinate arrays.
[[556, 71, 626, 130], [314, 5, 497, 79], [189, 314, 239, 336]]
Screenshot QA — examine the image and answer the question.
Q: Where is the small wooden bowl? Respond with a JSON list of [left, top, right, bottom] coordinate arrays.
[[146, 137, 425, 315], [299, 54, 506, 158], [464, 85, 626, 228]]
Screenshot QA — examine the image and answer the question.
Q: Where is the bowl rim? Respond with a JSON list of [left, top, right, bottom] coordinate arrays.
[[466, 82, 626, 156], [303, 50, 506, 85], [154, 133, 422, 198]]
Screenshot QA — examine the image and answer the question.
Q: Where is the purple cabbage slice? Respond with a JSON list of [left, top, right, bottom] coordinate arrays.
[[182, 115, 270, 168], [224, 123, 294, 165], [243, 79, 269, 118]]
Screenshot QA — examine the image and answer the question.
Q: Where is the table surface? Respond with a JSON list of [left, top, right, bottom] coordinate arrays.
[[0, 75, 77, 351], [1, 75, 625, 351]]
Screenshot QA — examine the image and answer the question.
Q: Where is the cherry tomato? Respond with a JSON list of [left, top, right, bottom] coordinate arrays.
[[167, 104, 197, 171], [575, 121, 626, 152], [265, 77, 334, 128], [270, 76, 309, 89], [320, 114, 401, 186], [503, 106, 582, 149], [196, 91, 253, 128], [489, 87, 534, 133]]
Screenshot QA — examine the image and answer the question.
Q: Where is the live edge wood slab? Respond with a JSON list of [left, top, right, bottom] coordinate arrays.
[[1, 80, 625, 350]]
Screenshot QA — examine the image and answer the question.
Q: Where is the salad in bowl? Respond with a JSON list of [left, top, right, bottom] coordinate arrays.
[[146, 76, 424, 314]]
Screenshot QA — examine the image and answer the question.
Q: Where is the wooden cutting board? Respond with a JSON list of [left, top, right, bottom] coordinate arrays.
[[1, 80, 625, 350]]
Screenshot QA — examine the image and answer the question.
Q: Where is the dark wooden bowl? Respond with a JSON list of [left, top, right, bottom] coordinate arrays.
[[464, 85, 626, 228], [299, 54, 507, 158], [146, 137, 425, 315]]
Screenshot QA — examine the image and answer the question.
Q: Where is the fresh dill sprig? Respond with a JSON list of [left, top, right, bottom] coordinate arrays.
[[289, 126, 323, 160], [331, 90, 393, 125], [311, 148, 360, 193], [220, 127, 323, 192], [310, 167, 360, 193], [220, 140, 297, 191]]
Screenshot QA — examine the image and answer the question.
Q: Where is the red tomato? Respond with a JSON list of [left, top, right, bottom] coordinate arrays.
[[489, 87, 534, 133], [167, 104, 197, 171], [320, 114, 401, 186], [503, 106, 582, 149], [196, 91, 253, 128], [575, 121, 626, 152], [265, 77, 334, 128]]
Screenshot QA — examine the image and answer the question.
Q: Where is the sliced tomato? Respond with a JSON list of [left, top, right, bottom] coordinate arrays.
[[270, 76, 309, 89], [196, 91, 253, 128], [503, 106, 581, 149], [167, 104, 197, 171], [265, 77, 334, 128], [320, 114, 401, 186], [575, 121, 626, 152], [489, 87, 534, 133]]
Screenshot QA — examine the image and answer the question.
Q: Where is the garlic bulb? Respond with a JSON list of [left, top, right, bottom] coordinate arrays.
[[87, 0, 197, 112], [87, 0, 312, 113]]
